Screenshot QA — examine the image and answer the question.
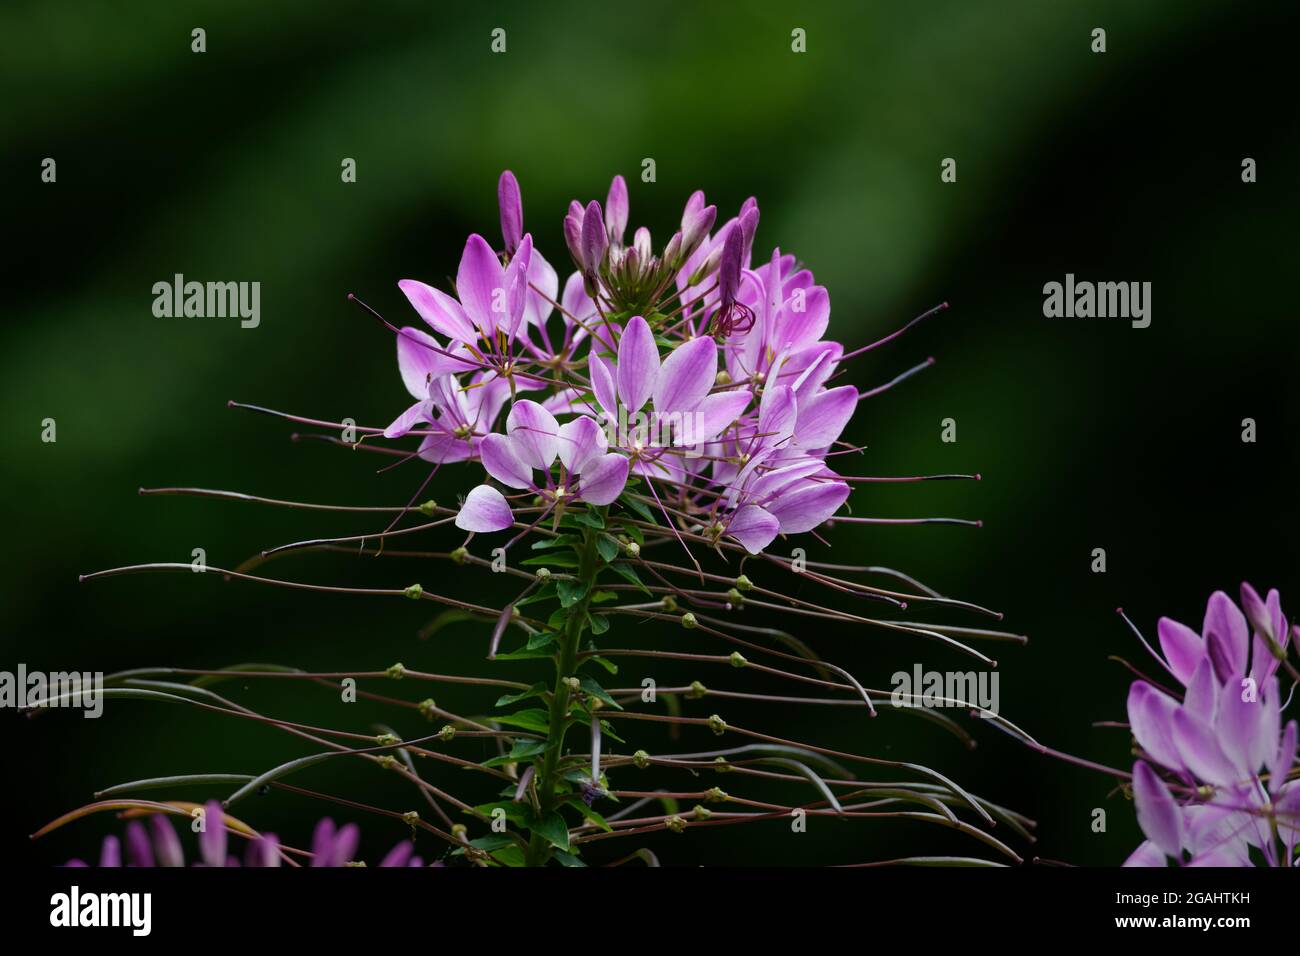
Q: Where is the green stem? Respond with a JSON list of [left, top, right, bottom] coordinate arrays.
[[524, 523, 601, 866]]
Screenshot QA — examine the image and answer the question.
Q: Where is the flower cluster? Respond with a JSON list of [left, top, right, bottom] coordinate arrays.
[[1124, 584, 1299, 866], [387, 172, 854, 555]]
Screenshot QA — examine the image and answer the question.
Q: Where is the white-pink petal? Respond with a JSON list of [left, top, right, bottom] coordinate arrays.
[[480, 433, 533, 489], [506, 400, 560, 471], [727, 504, 780, 555], [616, 316, 659, 414], [455, 485, 514, 532], [653, 336, 717, 416], [558, 415, 607, 473], [577, 453, 629, 506]]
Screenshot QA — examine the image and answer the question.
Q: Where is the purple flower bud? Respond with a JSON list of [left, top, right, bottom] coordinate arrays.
[[633, 226, 652, 264], [581, 200, 608, 276], [605, 174, 628, 245], [662, 230, 683, 266], [498, 170, 523, 255], [738, 202, 760, 264], [681, 199, 716, 259], [1239, 581, 1281, 643], [718, 225, 744, 306], [563, 200, 584, 266]]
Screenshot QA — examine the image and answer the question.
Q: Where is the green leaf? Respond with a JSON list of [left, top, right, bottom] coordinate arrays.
[[589, 590, 618, 604], [557, 578, 589, 608], [492, 708, 552, 734], [608, 562, 651, 596], [595, 535, 620, 563], [494, 683, 547, 707], [621, 495, 656, 523], [583, 654, 619, 675], [588, 613, 610, 635], [564, 798, 613, 832], [521, 553, 579, 568], [552, 849, 586, 867], [529, 811, 571, 852], [531, 535, 580, 550], [492, 644, 554, 662], [515, 583, 557, 608], [579, 675, 622, 710], [481, 738, 552, 768], [526, 630, 558, 651], [574, 510, 605, 529], [600, 718, 626, 744], [489, 845, 527, 867]]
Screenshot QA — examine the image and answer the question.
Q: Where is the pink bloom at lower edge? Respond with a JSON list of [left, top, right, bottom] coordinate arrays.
[[64, 807, 428, 868], [1123, 585, 1300, 867]]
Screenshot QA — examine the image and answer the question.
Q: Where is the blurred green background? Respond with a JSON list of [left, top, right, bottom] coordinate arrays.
[[3, 0, 1297, 867]]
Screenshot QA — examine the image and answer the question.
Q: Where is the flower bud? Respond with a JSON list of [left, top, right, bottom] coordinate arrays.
[[498, 170, 523, 255]]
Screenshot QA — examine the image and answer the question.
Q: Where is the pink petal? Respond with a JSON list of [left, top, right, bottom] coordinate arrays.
[[502, 233, 532, 339], [1156, 616, 1204, 686], [727, 504, 780, 554], [398, 280, 480, 344], [616, 316, 659, 413], [1127, 682, 1183, 771], [1214, 678, 1265, 777], [456, 234, 506, 337], [524, 246, 558, 328], [480, 433, 533, 489], [1132, 761, 1184, 859], [558, 415, 607, 472], [774, 285, 830, 351], [199, 801, 226, 867], [384, 399, 430, 439], [395, 328, 456, 400], [589, 352, 618, 420], [764, 479, 850, 534], [455, 485, 514, 532], [1271, 720, 1297, 796], [1182, 657, 1218, 724], [653, 336, 716, 416], [506, 400, 560, 470], [417, 432, 474, 464], [690, 390, 751, 444], [1172, 707, 1239, 787], [1122, 840, 1168, 867], [1202, 590, 1248, 678], [1274, 723, 1294, 796], [560, 272, 596, 342], [795, 385, 857, 449], [757, 384, 797, 448], [576, 453, 628, 506]]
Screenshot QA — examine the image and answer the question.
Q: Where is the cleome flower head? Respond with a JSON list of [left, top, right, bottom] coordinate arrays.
[[380, 170, 921, 557]]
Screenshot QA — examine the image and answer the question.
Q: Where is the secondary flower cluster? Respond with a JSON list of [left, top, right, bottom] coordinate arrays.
[[385, 172, 855, 554], [65, 804, 425, 868], [1124, 584, 1299, 866]]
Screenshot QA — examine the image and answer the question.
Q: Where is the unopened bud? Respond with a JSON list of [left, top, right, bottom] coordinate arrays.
[[386, 662, 407, 679], [707, 713, 727, 736], [633, 749, 651, 769]]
